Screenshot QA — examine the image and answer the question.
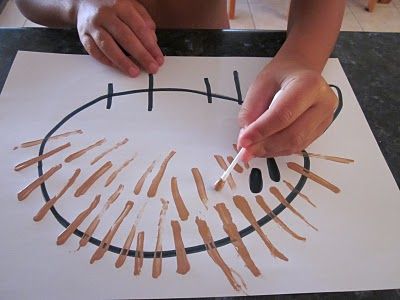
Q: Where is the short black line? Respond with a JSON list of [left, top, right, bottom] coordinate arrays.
[[106, 83, 113, 109], [148, 74, 154, 111], [233, 71, 243, 105], [204, 78, 212, 103]]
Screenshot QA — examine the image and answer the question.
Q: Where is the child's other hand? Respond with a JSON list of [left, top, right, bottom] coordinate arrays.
[[237, 61, 338, 160], [76, 0, 164, 77]]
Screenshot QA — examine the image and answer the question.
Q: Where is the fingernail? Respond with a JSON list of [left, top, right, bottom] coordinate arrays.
[[241, 149, 254, 163], [128, 67, 139, 77], [149, 63, 158, 74], [156, 55, 164, 65], [240, 138, 252, 148]]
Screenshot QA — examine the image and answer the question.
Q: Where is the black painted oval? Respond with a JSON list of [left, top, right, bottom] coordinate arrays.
[[249, 168, 263, 193]]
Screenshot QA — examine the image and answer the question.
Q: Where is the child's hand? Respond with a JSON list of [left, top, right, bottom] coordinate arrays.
[[237, 61, 338, 160], [76, 0, 164, 77]]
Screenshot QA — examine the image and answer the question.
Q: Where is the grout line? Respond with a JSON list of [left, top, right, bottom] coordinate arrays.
[[247, 0, 256, 29], [347, 3, 365, 32]]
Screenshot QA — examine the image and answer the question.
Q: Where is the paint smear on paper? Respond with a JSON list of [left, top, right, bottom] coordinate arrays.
[[214, 203, 261, 276], [214, 155, 236, 190], [269, 186, 318, 231], [17, 164, 62, 201], [147, 151, 176, 198], [91, 138, 128, 165], [133, 160, 156, 195], [74, 161, 112, 197], [283, 179, 316, 207], [15, 142, 71, 171], [191, 168, 209, 209], [255, 195, 306, 241], [226, 156, 244, 173], [300, 152, 354, 164], [171, 177, 189, 221], [14, 129, 83, 149], [57, 195, 101, 245], [64, 138, 106, 163], [233, 195, 288, 261], [152, 199, 169, 278], [134, 231, 145, 276], [171, 220, 190, 275], [105, 153, 138, 187], [33, 168, 81, 222]]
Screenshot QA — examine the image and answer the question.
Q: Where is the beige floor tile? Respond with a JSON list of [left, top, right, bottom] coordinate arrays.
[[0, 0, 26, 27], [229, 0, 255, 29], [348, 0, 400, 32], [341, 5, 363, 31], [249, 0, 290, 30]]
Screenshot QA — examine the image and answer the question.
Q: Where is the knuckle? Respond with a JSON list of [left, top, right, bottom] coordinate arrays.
[[275, 107, 294, 125], [238, 106, 252, 127], [290, 132, 307, 152]]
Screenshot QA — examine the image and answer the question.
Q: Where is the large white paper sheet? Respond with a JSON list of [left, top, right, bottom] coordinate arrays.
[[0, 52, 399, 299]]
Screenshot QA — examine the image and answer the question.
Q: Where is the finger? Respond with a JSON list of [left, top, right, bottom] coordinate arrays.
[[237, 71, 278, 128], [132, 1, 156, 30], [245, 103, 333, 157], [80, 33, 113, 67], [239, 74, 327, 149], [103, 16, 159, 74], [119, 5, 164, 66], [92, 28, 140, 77]]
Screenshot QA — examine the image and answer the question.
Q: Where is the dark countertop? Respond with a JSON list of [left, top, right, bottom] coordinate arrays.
[[0, 28, 399, 300]]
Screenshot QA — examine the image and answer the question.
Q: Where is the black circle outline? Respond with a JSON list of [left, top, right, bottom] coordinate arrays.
[[37, 84, 343, 258]]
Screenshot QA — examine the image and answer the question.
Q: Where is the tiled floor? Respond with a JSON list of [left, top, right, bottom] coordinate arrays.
[[1, 0, 400, 32]]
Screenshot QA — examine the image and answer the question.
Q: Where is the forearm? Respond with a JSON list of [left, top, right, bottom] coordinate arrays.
[[273, 0, 345, 73], [16, 0, 80, 27]]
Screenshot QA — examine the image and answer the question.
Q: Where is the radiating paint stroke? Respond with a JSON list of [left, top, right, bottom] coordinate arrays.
[[255, 195, 306, 241], [233, 195, 288, 261], [171, 220, 190, 275], [34, 168, 81, 222], [15, 129, 83, 149], [283, 179, 316, 208], [300, 152, 354, 164], [152, 199, 169, 278], [226, 156, 244, 173], [57, 195, 101, 245], [287, 162, 341, 194], [91, 138, 129, 165], [78, 184, 124, 248], [15, 142, 71, 171], [17, 164, 62, 201], [195, 217, 244, 292], [147, 151, 176, 198], [64, 138, 106, 163], [133, 160, 156, 195], [232, 144, 250, 169], [171, 177, 189, 221], [105, 153, 138, 187], [191, 168, 209, 209], [115, 202, 148, 268], [214, 155, 236, 190], [269, 186, 318, 231], [134, 231, 145, 276], [90, 200, 134, 264], [74, 161, 113, 197], [214, 203, 261, 277]]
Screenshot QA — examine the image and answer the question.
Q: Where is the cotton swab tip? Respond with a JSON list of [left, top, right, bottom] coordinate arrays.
[[213, 178, 225, 191]]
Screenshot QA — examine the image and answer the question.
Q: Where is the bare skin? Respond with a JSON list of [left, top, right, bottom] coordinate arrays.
[[16, 0, 345, 158]]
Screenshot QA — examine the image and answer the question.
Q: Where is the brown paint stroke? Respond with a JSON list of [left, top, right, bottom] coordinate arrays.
[[171, 177, 189, 221], [105, 153, 138, 187], [226, 156, 244, 173], [33, 168, 81, 222], [214, 203, 261, 277], [269, 186, 318, 231], [133, 160, 156, 195], [15, 129, 83, 149], [152, 198, 169, 278], [214, 155, 236, 190], [300, 152, 354, 164], [74, 161, 113, 197], [64, 138, 106, 163], [90, 200, 134, 264], [171, 220, 190, 275], [233, 195, 288, 261], [78, 184, 124, 249], [14, 142, 71, 171], [56, 195, 101, 245], [17, 164, 62, 201], [287, 162, 341, 194], [283, 179, 316, 208], [195, 216, 244, 292], [233, 144, 250, 169], [255, 195, 306, 241], [115, 202, 148, 268], [147, 151, 176, 198], [91, 138, 128, 165], [134, 231, 145, 276], [191, 168, 209, 209]]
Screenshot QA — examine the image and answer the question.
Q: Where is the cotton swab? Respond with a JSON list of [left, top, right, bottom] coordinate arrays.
[[214, 148, 245, 191]]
